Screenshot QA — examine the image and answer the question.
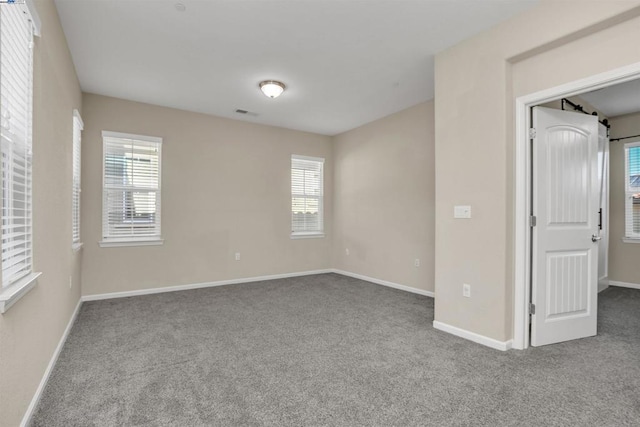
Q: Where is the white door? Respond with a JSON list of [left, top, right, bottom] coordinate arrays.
[[531, 106, 599, 347], [597, 123, 610, 287]]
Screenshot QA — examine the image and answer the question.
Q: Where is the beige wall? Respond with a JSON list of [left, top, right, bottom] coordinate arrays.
[[0, 0, 83, 425], [9, 0, 640, 422], [332, 102, 435, 292], [609, 112, 640, 285], [435, 0, 640, 342], [81, 94, 333, 296]]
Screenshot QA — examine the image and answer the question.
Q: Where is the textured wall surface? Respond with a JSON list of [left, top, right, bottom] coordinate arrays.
[[0, 0, 83, 425], [435, 0, 640, 341], [333, 102, 435, 293], [609, 112, 640, 285], [81, 94, 333, 296]]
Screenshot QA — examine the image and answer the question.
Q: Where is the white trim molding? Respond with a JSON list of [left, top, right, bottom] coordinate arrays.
[[290, 232, 325, 240], [291, 154, 325, 163], [514, 61, 640, 351], [73, 109, 84, 129], [82, 269, 334, 301], [608, 280, 640, 290], [332, 269, 434, 298], [82, 269, 436, 302], [20, 269, 434, 424], [0, 272, 42, 314], [598, 277, 610, 293], [101, 130, 162, 144], [24, 0, 41, 36], [99, 239, 164, 248], [433, 321, 512, 351], [20, 298, 82, 427]]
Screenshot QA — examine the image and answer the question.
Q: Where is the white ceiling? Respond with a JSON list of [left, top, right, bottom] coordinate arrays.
[[580, 78, 640, 118], [55, 0, 537, 136]]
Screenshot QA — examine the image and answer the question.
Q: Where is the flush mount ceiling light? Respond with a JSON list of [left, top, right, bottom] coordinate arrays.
[[259, 80, 286, 99]]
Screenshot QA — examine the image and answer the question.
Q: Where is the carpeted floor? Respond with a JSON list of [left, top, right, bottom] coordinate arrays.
[[32, 273, 640, 426]]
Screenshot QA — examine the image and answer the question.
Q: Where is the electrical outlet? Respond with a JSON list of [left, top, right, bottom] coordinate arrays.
[[235, 252, 241, 261], [345, 248, 349, 256], [463, 283, 471, 298], [414, 258, 420, 267]]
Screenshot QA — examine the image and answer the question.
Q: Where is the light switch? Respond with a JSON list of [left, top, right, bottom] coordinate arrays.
[[454, 205, 471, 219]]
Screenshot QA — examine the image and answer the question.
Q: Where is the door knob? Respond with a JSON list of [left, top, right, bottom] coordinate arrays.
[[592, 235, 601, 242]]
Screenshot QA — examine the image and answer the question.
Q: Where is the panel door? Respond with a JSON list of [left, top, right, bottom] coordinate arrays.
[[597, 123, 610, 284], [531, 106, 599, 347]]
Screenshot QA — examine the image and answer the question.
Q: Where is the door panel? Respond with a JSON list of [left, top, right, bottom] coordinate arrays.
[[546, 251, 589, 319], [546, 127, 590, 225], [597, 124, 609, 284], [531, 107, 599, 347]]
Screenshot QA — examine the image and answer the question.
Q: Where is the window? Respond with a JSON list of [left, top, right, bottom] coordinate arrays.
[[0, 2, 39, 296], [101, 131, 162, 247], [291, 155, 324, 238], [625, 141, 640, 240], [72, 110, 83, 249]]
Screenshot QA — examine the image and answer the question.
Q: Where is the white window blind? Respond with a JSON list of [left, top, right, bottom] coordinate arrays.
[[625, 141, 640, 239], [0, 3, 35, 288], [72, 110, 83, 245], [102, 131, 162, 244], [291, 155, 324, 236]]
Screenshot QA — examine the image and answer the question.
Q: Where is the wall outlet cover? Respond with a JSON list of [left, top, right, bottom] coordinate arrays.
[[454, 205, 472, 219], [463, 283, 471, 297]]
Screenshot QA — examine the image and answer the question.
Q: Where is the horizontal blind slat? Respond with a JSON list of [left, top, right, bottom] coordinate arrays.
[[102, 134, 162, 240], [1, 4, 34, 288], [291, 156, 324, 233], [625, 144, 640, 238], [72, 114, 82, 243]]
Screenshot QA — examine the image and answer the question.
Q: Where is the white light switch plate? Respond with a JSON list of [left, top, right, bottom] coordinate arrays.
[[454, 205, 471, 219]]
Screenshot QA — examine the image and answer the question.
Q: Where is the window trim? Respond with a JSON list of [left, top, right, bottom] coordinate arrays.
[[72, 110, 83, 250], [290, 232, 325, 240], [99, 238, 164, 248], [25, 0, 41, 36], [0, 272, 41, 314], [624, 141, 640, 241], [102, 130, 162, 145], [291, 154, 325, 239], [0, 1, 41, 313], [100, 130, 163, 247]]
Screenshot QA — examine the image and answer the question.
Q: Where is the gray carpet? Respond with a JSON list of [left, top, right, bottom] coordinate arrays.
[[32, 273, 640, 426]]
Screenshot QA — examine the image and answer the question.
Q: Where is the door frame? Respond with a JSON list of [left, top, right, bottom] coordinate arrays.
[[513, 62, 640, 350]]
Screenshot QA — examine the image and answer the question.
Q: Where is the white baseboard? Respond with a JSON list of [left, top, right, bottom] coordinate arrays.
[[21, 298, 83, 427], [608, 280, 640, 290], [20, 269, 435, 424], [598, 277, 609, 293], [17, 269, 435, 426], [331, 269, 434, 298], [83, 269, 435, 302], [433, 320, 512, 351], [82, 269, 333, 301]]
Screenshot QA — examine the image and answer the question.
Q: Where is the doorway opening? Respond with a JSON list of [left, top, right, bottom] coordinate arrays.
[[514, 62, 640, 350]]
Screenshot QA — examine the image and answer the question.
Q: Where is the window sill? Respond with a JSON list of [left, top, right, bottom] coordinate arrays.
[[622, 238, 640, 244], [0, 272, 42, 314], [72, 242, 84, 253], [99, 238, 164, 248], [291, 232, 325, 240]]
